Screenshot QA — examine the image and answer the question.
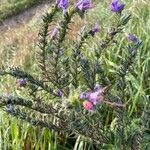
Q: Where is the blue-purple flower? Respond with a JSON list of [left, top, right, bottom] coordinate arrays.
[[80, 92, 89, 99], [56, 0, 69, 10], [127, 33, 139, 43], [111, 0, 125, 13], [18, 79, 26, 87], [80, 85, 108, 105], [87, 89, 105, 105], [76, 0, 93, 12], [57, 89, 63, 97], [91, 24, 100, 35]]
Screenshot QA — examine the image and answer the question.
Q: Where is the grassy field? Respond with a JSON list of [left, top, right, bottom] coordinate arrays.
[[0, 0, 50, 22], [0, 0, 149, 149]]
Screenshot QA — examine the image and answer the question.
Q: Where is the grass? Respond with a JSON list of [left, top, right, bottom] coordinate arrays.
[[0, 20, 38, 70], [0, 0, 150, 149]]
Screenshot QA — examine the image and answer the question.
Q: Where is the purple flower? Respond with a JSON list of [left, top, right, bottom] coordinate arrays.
[[57, 89, 63, 97], [76, 0, 93, 11], [92, 24, 100, 33], [56, 0, 69, 10], [91, 24, 100, 36], [80, 85, 110, 105], [111, 0, 125, 13], [87, 89, 104, 105], [50, 28, 58, 39], [127, 33, 139, 43], [18, 79, 26, 87], [80, 92, 89, 99]]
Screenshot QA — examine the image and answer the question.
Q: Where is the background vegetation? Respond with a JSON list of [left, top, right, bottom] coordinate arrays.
[[0, 0, 50, 22], [0, 0, 149, 149]]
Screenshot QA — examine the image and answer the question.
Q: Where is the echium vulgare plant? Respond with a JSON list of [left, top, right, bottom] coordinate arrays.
[[0, 0, 149, 149]]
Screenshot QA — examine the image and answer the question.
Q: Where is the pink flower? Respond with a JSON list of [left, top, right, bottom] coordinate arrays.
[[83, 101, 94, 110]]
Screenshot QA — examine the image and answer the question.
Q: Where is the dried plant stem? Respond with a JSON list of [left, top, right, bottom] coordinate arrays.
[[103, 100, 126, 108]]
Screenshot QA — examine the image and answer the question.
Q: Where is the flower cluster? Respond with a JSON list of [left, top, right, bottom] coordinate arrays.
[[56, 0, 125, 14], [56, 0, 94, 12], [80, 85, 109, 110]]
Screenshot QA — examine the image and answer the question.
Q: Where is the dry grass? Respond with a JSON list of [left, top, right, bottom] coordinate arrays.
[[0, 10, 85, 69], [0, 23, 38, 68]]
